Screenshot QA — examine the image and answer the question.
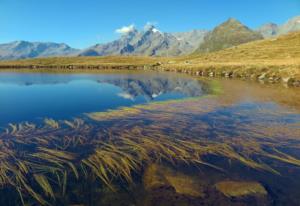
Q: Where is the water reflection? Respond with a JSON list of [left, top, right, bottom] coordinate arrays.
[[0, 71, 299, 206], [0, 72, 206, 126], [97, 75, 204, 101]]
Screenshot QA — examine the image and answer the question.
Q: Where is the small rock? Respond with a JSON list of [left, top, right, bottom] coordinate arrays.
[[250, 74, 258, 79], [224, 72, 231, 78], [282, 77, 295, 85], [258, 73, 267, 80], [143, 164, 204, 197], [215, 180, 267, 198], [293, 80, 300, 87]]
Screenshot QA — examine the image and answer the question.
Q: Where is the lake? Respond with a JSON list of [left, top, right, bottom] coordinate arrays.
[[0, 70, 300, 206]]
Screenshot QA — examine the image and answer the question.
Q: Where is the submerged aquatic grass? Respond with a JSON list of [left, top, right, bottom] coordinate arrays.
[[0, 95, 299, 205]]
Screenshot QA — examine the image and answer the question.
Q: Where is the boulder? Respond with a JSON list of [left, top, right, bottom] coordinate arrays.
[[215, 180, 267, 198], [258, 73, 267, 80], [143, 164, 204, 197], [282, 77, 295, 85]]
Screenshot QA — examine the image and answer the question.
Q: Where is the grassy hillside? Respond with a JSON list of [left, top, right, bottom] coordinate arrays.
[[0, 56, 161, 66], [164, 31, 300, 82], [195, 18, 263, 53], [0, 31, 299, 85], [190, 31, 300, 63]]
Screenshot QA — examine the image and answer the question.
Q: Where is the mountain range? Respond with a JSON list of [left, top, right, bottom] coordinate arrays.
[[0, 41, 79, 60], [79, 26, 208, 57], [0, 15, 299, 60], [257, 16, 300, 38]]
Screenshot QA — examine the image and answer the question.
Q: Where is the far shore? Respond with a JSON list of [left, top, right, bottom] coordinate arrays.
[[0, 56, 299, 87]]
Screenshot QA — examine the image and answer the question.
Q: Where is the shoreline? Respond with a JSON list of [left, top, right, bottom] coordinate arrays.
[[0, 62, 299, 87]]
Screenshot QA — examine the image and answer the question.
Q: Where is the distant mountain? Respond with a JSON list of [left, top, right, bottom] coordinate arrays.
[[257, 23, 279, 38], [195, 18, 264, 53], [0, 41, 79, 60], [278, 16, 300, 35], [257, 16, 300, 38], [171, 30, 208, 51], [79, 26, 208, 57], [1, 16, 299, 60]]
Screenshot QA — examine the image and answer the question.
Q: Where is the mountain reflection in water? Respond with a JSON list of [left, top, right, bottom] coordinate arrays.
[[97, 75, 205, 101], [0, 72, 207, 126]]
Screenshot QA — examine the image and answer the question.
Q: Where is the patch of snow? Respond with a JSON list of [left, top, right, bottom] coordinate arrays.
[[152, 28, 162, 34]]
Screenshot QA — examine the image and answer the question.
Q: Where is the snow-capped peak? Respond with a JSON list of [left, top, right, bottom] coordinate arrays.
[[152, 28, 161, 33]]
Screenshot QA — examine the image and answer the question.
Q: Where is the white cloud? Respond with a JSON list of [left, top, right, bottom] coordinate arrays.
[[115, 24, 135, 34]]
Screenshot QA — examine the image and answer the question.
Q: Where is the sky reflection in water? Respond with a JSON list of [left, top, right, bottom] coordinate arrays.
[[0, 72, 205, 126]]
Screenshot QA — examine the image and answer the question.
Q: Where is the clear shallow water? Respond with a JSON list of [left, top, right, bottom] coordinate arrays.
[[0, 72, 206, 126], [0, 71, 300, 206]]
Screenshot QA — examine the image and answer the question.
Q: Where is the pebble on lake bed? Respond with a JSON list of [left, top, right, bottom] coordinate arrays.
[[215, 180, 267, 198], [143, 164, 204, 197]]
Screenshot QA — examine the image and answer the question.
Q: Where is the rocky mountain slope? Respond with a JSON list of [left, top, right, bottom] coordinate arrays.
[[257, 16, 300, 38], [256, 23, 279, 38], [0, 41, 79, 60], [79, 26, 208, 57], [195, 18, 264, 53]]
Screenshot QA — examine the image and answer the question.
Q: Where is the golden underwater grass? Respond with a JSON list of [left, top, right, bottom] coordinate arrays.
[[0, 94, 299, 205]]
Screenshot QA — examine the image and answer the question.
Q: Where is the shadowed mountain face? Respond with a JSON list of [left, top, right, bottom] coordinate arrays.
[[79, 26, 208, 57], [0, 41, 79, 60], [257, 16, 300, 38], [195, 18, 264, 53]]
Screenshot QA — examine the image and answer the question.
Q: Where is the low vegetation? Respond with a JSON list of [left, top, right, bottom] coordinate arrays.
[[0, 31, 299, 86]]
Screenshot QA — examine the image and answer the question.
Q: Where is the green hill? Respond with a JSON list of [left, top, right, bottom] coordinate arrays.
[[195, 18, 263, 53]]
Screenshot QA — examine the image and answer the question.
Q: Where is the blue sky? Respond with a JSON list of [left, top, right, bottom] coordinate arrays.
[[0, 0, 299, 48]]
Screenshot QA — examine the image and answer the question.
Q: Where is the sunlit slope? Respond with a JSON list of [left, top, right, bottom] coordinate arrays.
[[163, 31, 300, 81], [187, 31, 300, 64], [0, 56, 160, 66], [0, 32, 299, 81]]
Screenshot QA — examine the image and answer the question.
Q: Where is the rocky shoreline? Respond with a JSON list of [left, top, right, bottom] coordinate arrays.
[[0, 63, 299, 87], [152, 64, 300, 87]]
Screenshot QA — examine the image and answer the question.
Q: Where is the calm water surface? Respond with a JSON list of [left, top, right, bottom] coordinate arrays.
[[0, 72, 205, 126], [0, 70, 299, 206]]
